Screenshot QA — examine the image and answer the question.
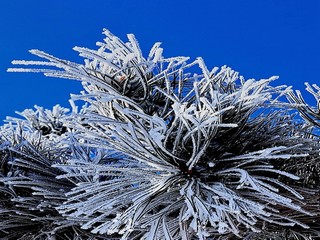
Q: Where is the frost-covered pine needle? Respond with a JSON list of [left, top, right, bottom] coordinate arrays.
[[1, 29, 320, 239]]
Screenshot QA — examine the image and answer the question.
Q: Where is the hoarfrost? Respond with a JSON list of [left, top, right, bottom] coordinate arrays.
[[1, 28, 320, 240]]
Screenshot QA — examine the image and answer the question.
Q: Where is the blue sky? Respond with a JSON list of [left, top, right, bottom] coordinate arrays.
[[0, 0, 319, 122]]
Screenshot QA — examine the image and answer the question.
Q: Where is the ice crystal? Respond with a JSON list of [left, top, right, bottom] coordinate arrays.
[[1, 29, 320, 239]]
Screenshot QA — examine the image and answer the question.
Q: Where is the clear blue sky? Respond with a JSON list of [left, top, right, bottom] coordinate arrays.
[[1, 0, 319, 122]]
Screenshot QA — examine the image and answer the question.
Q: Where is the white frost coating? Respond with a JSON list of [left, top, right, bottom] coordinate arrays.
[[11, 60, 57, 66], [123, 52, 135, 66], [148, 42, 162, 60], [2, 28, 319, 240], [152, 47, 163, 64], [127, 33, 142, 63]]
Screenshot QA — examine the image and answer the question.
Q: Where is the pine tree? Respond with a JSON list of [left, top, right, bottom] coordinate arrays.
[[1, 29, 319, 239]]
